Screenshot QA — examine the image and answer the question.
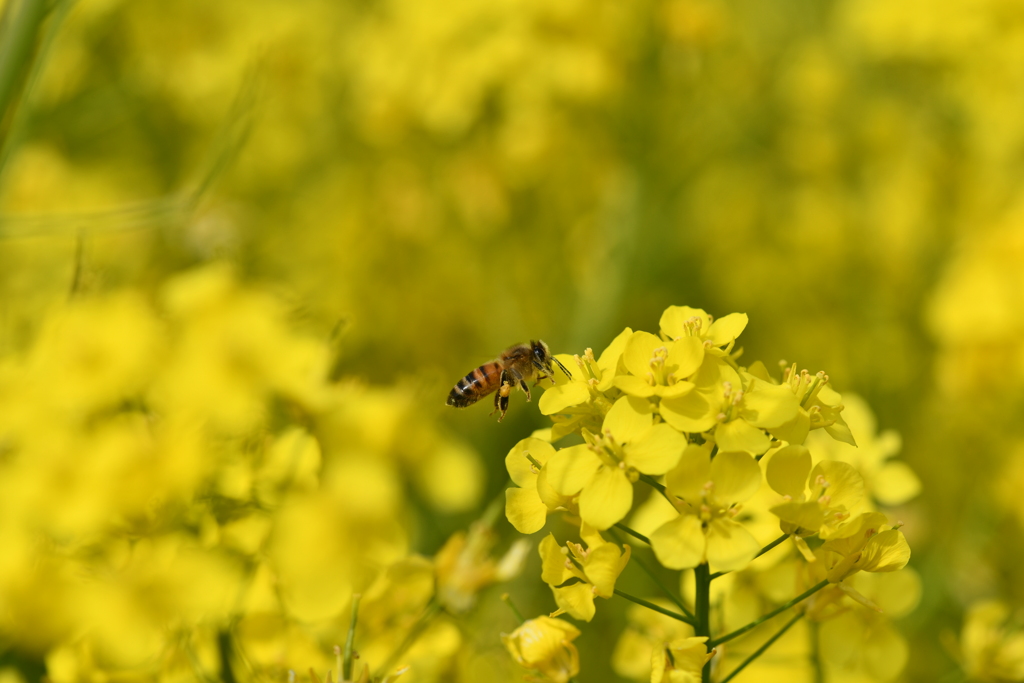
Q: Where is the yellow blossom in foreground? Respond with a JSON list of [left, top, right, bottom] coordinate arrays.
[[710, 371, 802, 456], [502, 616, 581, 683], [818, 512, 911, 585], [540, 525, 630, 622], [766, 445, 866, 543], [650, 445, 762, 572], [546, 396, 687, 529], [505, 437, 575, 534], [651, 637, 713, 683], [540, 328, 632, 441]]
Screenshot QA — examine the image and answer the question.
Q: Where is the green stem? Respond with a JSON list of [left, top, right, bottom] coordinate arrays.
[[608, 528, 696, 622], [708, 579, 828, 648], [710, 534, 788, 580], [639, 473, 667, 494], [613, 589, 695, 626], [0, 0, 71, 182], [718, 612, 805, 683], [810, 618, 824, 683], [343, 594, 361, 680], [639, 473, 675, 505], [694, 563, 712, 683], [501, 593, 525, 625], [217, 630, 237, 683], [0, 0, 49, 157], [613, 522, 651, 545]]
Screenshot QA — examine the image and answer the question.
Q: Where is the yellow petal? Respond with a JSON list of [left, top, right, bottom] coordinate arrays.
[[707, 313, 748, 346], [741, 379, 800, 429], [627, 424, 687, 475], [666, 444, 712, 502], [864, 621, 909, 681], [705, 517, 760, 572], [660, 391, 717, 433], [715, 418, 771, 455], [765, 445, 812, 498], [659, 306, 711, 340], [825, 413, 858, 446], [709, 451, 761, 503], [655, 381, 696, 399], [650, 514, 705, 569], [861, 529, 911, 573], [613, 374, 656, 397], [623, 331, 664, 379], [537, 465, 569, 511], [874, 461, 922, 506], [579, 466, 633, 530], [604, 395, 655, 443], [597, 328, 633, 374], [505, 488, 548, 534], [810, 460, 865, 513], [540, 383, 592, 415], [667, 337, 705, 379], [771, 500, 825, 533], [505, 438, 556, 487], [546, 445, 602, 496], [540, 534, 573, 587], [584, 543, 628, 597], [768, 407, 811, 446], [553, 583, 597, 622]]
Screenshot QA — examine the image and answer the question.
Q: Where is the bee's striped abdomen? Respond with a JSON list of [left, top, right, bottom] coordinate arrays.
[[447, 361, 503, 408]]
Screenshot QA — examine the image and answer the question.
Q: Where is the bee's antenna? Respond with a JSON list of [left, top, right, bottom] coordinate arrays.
[[552, 356, 572, 379]]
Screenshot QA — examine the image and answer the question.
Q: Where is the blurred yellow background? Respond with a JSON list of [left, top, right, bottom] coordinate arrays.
[[0, 0, 1022, 680]]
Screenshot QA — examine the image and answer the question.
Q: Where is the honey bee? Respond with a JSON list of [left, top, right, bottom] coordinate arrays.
[[447, 340, 572, 421]]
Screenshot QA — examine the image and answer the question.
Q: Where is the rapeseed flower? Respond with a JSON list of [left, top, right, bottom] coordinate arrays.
[[954, 600, 1024, 683], [539, 526, 630, 622], [502, 616, 582, 683], [546, 396, 688, 529], [650, 637, 714, 683], [766, 445, 866, 542], [650, 444, 763, 571], [505, 436, 575, 534]]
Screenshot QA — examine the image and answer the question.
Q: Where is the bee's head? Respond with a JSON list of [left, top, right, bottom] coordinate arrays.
[[531, 339, 571, 379], [531, 340, 550, 363]]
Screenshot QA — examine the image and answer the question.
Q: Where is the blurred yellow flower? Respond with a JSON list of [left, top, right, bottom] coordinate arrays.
[[502, 616, 581, 683], [650, 637, 713, 683], [955, 600, 1024, 683]]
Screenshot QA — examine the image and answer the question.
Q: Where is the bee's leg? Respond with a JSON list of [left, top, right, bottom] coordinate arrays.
[[490, 369, 512, 421], [507, 367, 531, 401]]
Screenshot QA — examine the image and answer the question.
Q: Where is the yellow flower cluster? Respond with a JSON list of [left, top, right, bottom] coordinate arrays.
[[503, 305, 919, 682], [0, 264, 493, 682]]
